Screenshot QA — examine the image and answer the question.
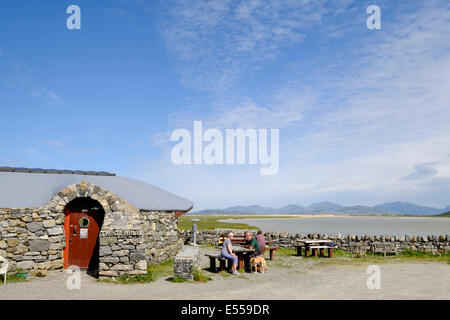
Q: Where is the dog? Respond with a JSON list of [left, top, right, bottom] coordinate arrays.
[[249, 256, 267, 273]]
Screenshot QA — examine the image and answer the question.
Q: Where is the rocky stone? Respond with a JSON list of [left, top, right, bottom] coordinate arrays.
[[26, 222, 43, 232], [47, 226, 63, 236], [31, 269, 47, 277], [17, 260, 35, 270], [50, 259, 64, 269], [100, 237, 117, 245], [43, 220, 56, 228], [99, 271, 119, 277], [30, 239, 50, 252], [136, 260, 147, 271], [9, 219, 21, 227], [101, 257, 120, 264], [110, 264, 133, 271], [15, 245, 28, 253], [130, 250, 146, 263], [99, 246, 112, 256], [7, 238, 19, 247]]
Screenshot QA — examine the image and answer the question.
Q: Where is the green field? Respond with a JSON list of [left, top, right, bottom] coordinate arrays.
[[178, 215, 261, 230]]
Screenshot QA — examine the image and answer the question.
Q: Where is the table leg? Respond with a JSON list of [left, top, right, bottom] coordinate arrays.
[[296, 246, 302, 256], [237, 253, 245, 270]]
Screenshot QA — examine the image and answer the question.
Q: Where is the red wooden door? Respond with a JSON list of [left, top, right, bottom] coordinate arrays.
[[65, 208, 102, 269]]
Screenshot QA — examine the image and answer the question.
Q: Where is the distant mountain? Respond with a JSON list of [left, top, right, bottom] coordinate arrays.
[[277, 204, 304, 214], [222, 205, 279, 214], [307, 201, 343, 211], [373, 202, 442, 215], [435, 211, 450, 217], [335, 206, 396, 215], [192, 201, 450, 216]]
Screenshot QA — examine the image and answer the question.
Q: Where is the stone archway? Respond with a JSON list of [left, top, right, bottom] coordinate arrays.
[[63, 197, 105, 272], [44, 181, 146, 277]]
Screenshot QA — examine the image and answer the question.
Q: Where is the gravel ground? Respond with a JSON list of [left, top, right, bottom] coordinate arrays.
[[1, 248, 449, 300]]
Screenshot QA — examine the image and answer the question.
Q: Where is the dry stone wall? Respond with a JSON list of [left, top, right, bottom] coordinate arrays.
[[0, 208, 65, 277], [180, 229, 450, 254], [0, 182, 184, 278]]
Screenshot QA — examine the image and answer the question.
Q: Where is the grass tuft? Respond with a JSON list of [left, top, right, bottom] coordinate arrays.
[[97, 259, 174, 284], [193, 268, 212, 282], [0, 269, 29, 285]]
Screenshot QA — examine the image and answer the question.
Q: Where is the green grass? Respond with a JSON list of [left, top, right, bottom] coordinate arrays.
[[399, 249, 450, 261], [313, 248, 450, 267], [276, 248, 297, 257], [0, 269, 29, 285], [193, 268, 212, 282], [171, 277, 186, 283], [0, 273, 29, 284], [178, 215, 259, 231], [98, 259, 174, 284]]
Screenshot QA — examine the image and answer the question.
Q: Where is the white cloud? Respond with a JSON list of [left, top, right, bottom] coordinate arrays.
[[140, 1, 450, 209], [44, 140, 64, 148], [1, 57, 66, 106], [160, 0, 354, 91]]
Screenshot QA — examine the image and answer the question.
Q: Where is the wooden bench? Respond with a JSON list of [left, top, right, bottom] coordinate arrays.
[[297, 244, 333, 258], [348, 243, 367, 258], [371, 242, 398, 256], [219, 235, 273, 247], [205, 253, 228, 272], [309, 245, 333, 258], [219, 235, 246, 245]]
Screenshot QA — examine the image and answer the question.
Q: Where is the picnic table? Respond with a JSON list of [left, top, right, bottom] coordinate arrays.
[[296, 239, 334, 258], [230, 245, 255, 270], [214, 245, 254, 270]]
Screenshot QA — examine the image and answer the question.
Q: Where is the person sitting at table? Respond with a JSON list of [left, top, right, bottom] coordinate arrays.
[[255, 230, 267, 254], [221, 232, 239, 275], [244, 231, 262, 257]]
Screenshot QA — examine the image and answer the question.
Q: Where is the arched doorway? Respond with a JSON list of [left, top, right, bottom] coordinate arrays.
[[64, 198, 105, 275]]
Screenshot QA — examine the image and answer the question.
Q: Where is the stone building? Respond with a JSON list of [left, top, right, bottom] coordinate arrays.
[[0, 167, 193, 278]]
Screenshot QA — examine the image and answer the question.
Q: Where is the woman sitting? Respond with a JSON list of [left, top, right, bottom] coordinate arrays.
[[221, 232, 239, 275]]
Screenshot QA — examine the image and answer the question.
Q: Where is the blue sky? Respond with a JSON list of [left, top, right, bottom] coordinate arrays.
[[1, 0, 450, 210]]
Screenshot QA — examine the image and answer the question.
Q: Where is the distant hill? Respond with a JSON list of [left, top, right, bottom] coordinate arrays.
[[435, 211, 450, 217], [373, 201, 442, 215], [307, 201, 343, 211], [277, 204, 304, 214], [192, 201, 450, 216]]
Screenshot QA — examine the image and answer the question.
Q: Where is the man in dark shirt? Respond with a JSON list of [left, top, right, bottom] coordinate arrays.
[[244, 231, 262, 257], [255, 230, 267, 253]]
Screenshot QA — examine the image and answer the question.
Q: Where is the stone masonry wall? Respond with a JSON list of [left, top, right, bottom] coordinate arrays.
[[0, 182, 185, 278], [0, 208, 65, 277], [180, 229, 450, 255], [174, 245, 200, 281], [141, 210, 184, 264]]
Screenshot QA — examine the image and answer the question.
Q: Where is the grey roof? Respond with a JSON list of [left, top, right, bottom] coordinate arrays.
[[0, 172, 194, 211]]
